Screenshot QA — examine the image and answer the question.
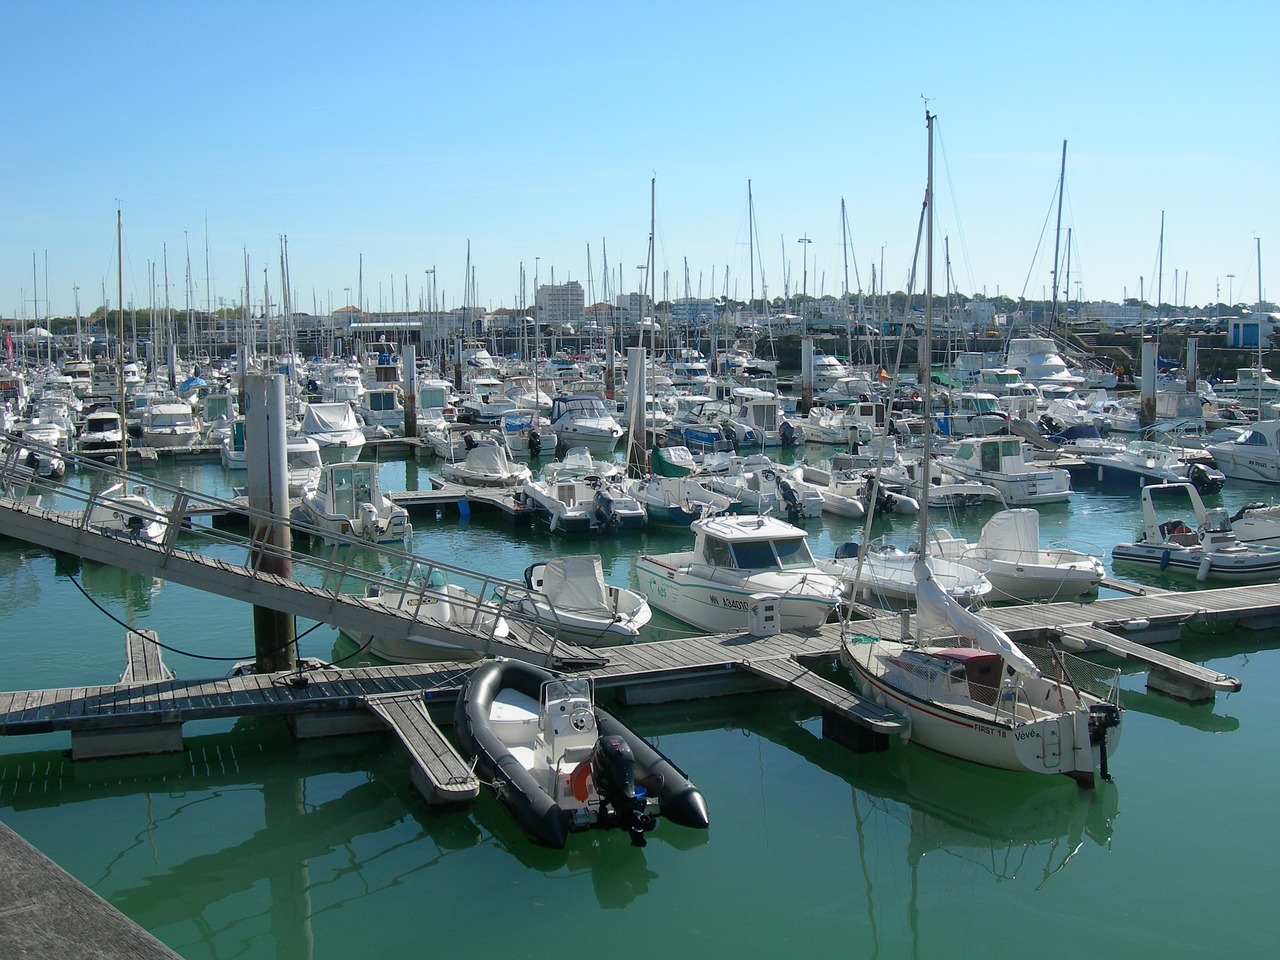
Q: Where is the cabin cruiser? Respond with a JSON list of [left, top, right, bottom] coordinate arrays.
[[936, 436, 1072, 505], [77, 408, 125, 455], [460, 377, 517, 425], [549, 394, 625, 456], [298, 461, 411, 545], [356, 385, 405, 436], [140, 400, 200, 448], [636, 514, 844, 633], [1207, 419, 1280, 485], [723, 387, 803, 449]]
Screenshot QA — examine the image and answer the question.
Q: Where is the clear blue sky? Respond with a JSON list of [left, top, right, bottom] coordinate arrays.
[[3, 1, 1276, 320]]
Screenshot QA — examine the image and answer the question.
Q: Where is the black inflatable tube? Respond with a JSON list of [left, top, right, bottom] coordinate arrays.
[[455, 660, 709, 847]]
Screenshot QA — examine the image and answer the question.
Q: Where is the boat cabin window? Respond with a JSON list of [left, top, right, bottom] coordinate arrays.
[[1239, 430, 1270, 447], [727, 536, 814, 571], [703, 535, 735, 568]]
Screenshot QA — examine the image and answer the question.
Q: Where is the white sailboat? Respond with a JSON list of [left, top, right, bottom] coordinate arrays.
[[840, 114, 1123, 785]]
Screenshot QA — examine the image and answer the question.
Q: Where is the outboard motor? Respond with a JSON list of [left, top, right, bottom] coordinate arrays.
[[593, 486, 620, 529], [780, 421, 797, 446], [1088, 702, 1122, 782], [834, 541, 861, 560], [590, 735, 655, 847], [527, 428, 541, 456], [1188, 462, 1225, 495], [778, 477, 802, 521]]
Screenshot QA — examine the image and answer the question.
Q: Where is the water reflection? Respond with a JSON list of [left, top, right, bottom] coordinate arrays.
[[55, 552, 162, 612]]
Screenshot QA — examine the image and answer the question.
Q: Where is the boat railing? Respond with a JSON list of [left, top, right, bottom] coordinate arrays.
[[0, 436, 567, 661]]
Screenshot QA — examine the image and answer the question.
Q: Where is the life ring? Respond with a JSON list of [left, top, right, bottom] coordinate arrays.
[[570, 760, 592, 802]]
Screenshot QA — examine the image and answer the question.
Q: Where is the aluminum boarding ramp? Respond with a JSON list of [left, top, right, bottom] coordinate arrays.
[[0, 439, 602, 670]]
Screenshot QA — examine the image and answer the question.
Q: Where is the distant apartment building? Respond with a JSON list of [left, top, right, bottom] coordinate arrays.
[[535, 281, 585, 326], [668, 297, 718, 330], [615, 292, 653, 326]]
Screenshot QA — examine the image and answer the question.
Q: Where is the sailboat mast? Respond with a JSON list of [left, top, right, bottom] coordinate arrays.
[[117, 207, 128, 479], [919, 110, 935, 556], [1049, 139, 1067, 332]]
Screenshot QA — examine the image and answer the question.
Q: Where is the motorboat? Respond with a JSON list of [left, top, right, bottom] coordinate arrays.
[[817, 541, 992, 608], [1111, 482, 1280, 582], [199, 392, 238, 445], [936, 436, 1072, 505], [549, 394, 625, 456], [298, 461, 412, 545], [346, 573, 512, 663], [700, 454, 824, 521], [355, 385, 405, 436], [285, 435, 323, 497], [933, 391, 1010, 438], [635, 513, 844, 633], [498, 409, 556, 460], [542, 445, 621, 483], [220, 417, 248, 471], [87, 482, 167, 544], [76, 410, 120, 455], [628, 473, 737, 526], [510, 557, 652, 646], [438, 437, 532, 487], [1206, 366, 1280, 404], [841, 562, 1122, 784], [521, 473, 645, 535], [14, 424, 67, 480], [140, 400, 200, 449], [1080, 439, 1225, 494], [453, 660, 709, 848], [459, 377, 517, 425], [723, 387, 803, 449], [300, 402, 366, 463], [1207, 420, 1280, 485], [926, 509, 1105, 603]]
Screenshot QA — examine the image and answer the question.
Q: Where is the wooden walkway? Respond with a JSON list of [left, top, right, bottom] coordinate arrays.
[[363, 692, 480, 804]]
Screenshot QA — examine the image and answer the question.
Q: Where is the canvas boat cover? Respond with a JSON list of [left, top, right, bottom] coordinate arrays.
[[461, 441, 513, 476], [303, 403, 359, 433], [541, 556, 611, 616], [976, 509, 1041, 564]]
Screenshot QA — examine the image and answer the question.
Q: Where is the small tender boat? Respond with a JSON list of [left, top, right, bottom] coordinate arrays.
[[498, 409, 556, 460], [88, 482, 167, 544], [298, 461, 411, 545], [454, 660, 710, 848], [512, 557, 652, 646], [1111, 482, 1280, 582], [521, 473, 646, 534], [301, 402, 366, 463]]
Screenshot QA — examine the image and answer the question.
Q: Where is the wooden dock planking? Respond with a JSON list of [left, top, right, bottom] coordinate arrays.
[[736, 656, 908, 734], [363, 692, 480, 805], [1055, 623, 1241, 698]]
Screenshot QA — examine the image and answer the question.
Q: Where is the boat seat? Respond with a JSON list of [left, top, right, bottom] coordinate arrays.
[[560, 744, 593, 764]]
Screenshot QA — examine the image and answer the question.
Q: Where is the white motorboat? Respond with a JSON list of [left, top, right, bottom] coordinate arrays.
[[346, 574, 511, 663], [933, 391, 1010, 438], [1080, 439, 1225, 493], [542, 445, 621, 483], [1111, 482, 1280, 582], [627, 473, 737, 526], [140, 400, 200, 449], [356, 385, 405, 435], [438, 438, 532, 487], [87, 482, 167, 544], [300, 402, 366, 463], [521, 474, 645, 535], [635, 514, 844, 633], [549, 394, 625, 456], [459, 377, 516, 425], [701, 454, 824, 520], [77, 408, 125, 455], [298, 461, 411, 545], [723, 387, 803, 449], [1207, 419, 1280, 485], [285, 435, 323, 497], [220, 417, 248, 471], [498, 409, 556, 460], [936, 435, 1072, 505], [817, 541, 992, 608], [511, 557, 652, 646], [926, 509, 1105, 602]]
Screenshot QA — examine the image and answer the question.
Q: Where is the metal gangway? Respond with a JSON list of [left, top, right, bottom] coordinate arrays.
[[0, 437, 599, 668]]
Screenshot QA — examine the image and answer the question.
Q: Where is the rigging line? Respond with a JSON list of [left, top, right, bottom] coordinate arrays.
[[932, 118, 976, 296], [1018, 181, 1063, 304]]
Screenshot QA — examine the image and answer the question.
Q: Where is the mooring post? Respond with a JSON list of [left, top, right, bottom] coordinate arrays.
[[245, 372, 296, 673], [800, 336, 814, 414], [403, 343, 418, 439]]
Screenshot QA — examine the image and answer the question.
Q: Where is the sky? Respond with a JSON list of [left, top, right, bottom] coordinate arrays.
[[2, 1, 1276, 322]]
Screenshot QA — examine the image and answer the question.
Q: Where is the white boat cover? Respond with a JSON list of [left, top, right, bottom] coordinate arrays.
[[541, 556, 612, 616], [460, 441, 514, 476], [976, 509, 1041, 564], [303, 403, 360, 433], [913, 559, 1041, 677]]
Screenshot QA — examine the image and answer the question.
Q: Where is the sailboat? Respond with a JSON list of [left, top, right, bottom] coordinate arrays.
[[88, 208, 168, 545], [840, 114, 1123, 786]]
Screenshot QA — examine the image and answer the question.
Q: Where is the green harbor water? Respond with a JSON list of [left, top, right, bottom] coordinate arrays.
[[0, 451, 1275, 959]]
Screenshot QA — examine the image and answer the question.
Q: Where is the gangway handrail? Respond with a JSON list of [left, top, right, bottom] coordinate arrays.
[[0, 435, 574, 658]]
